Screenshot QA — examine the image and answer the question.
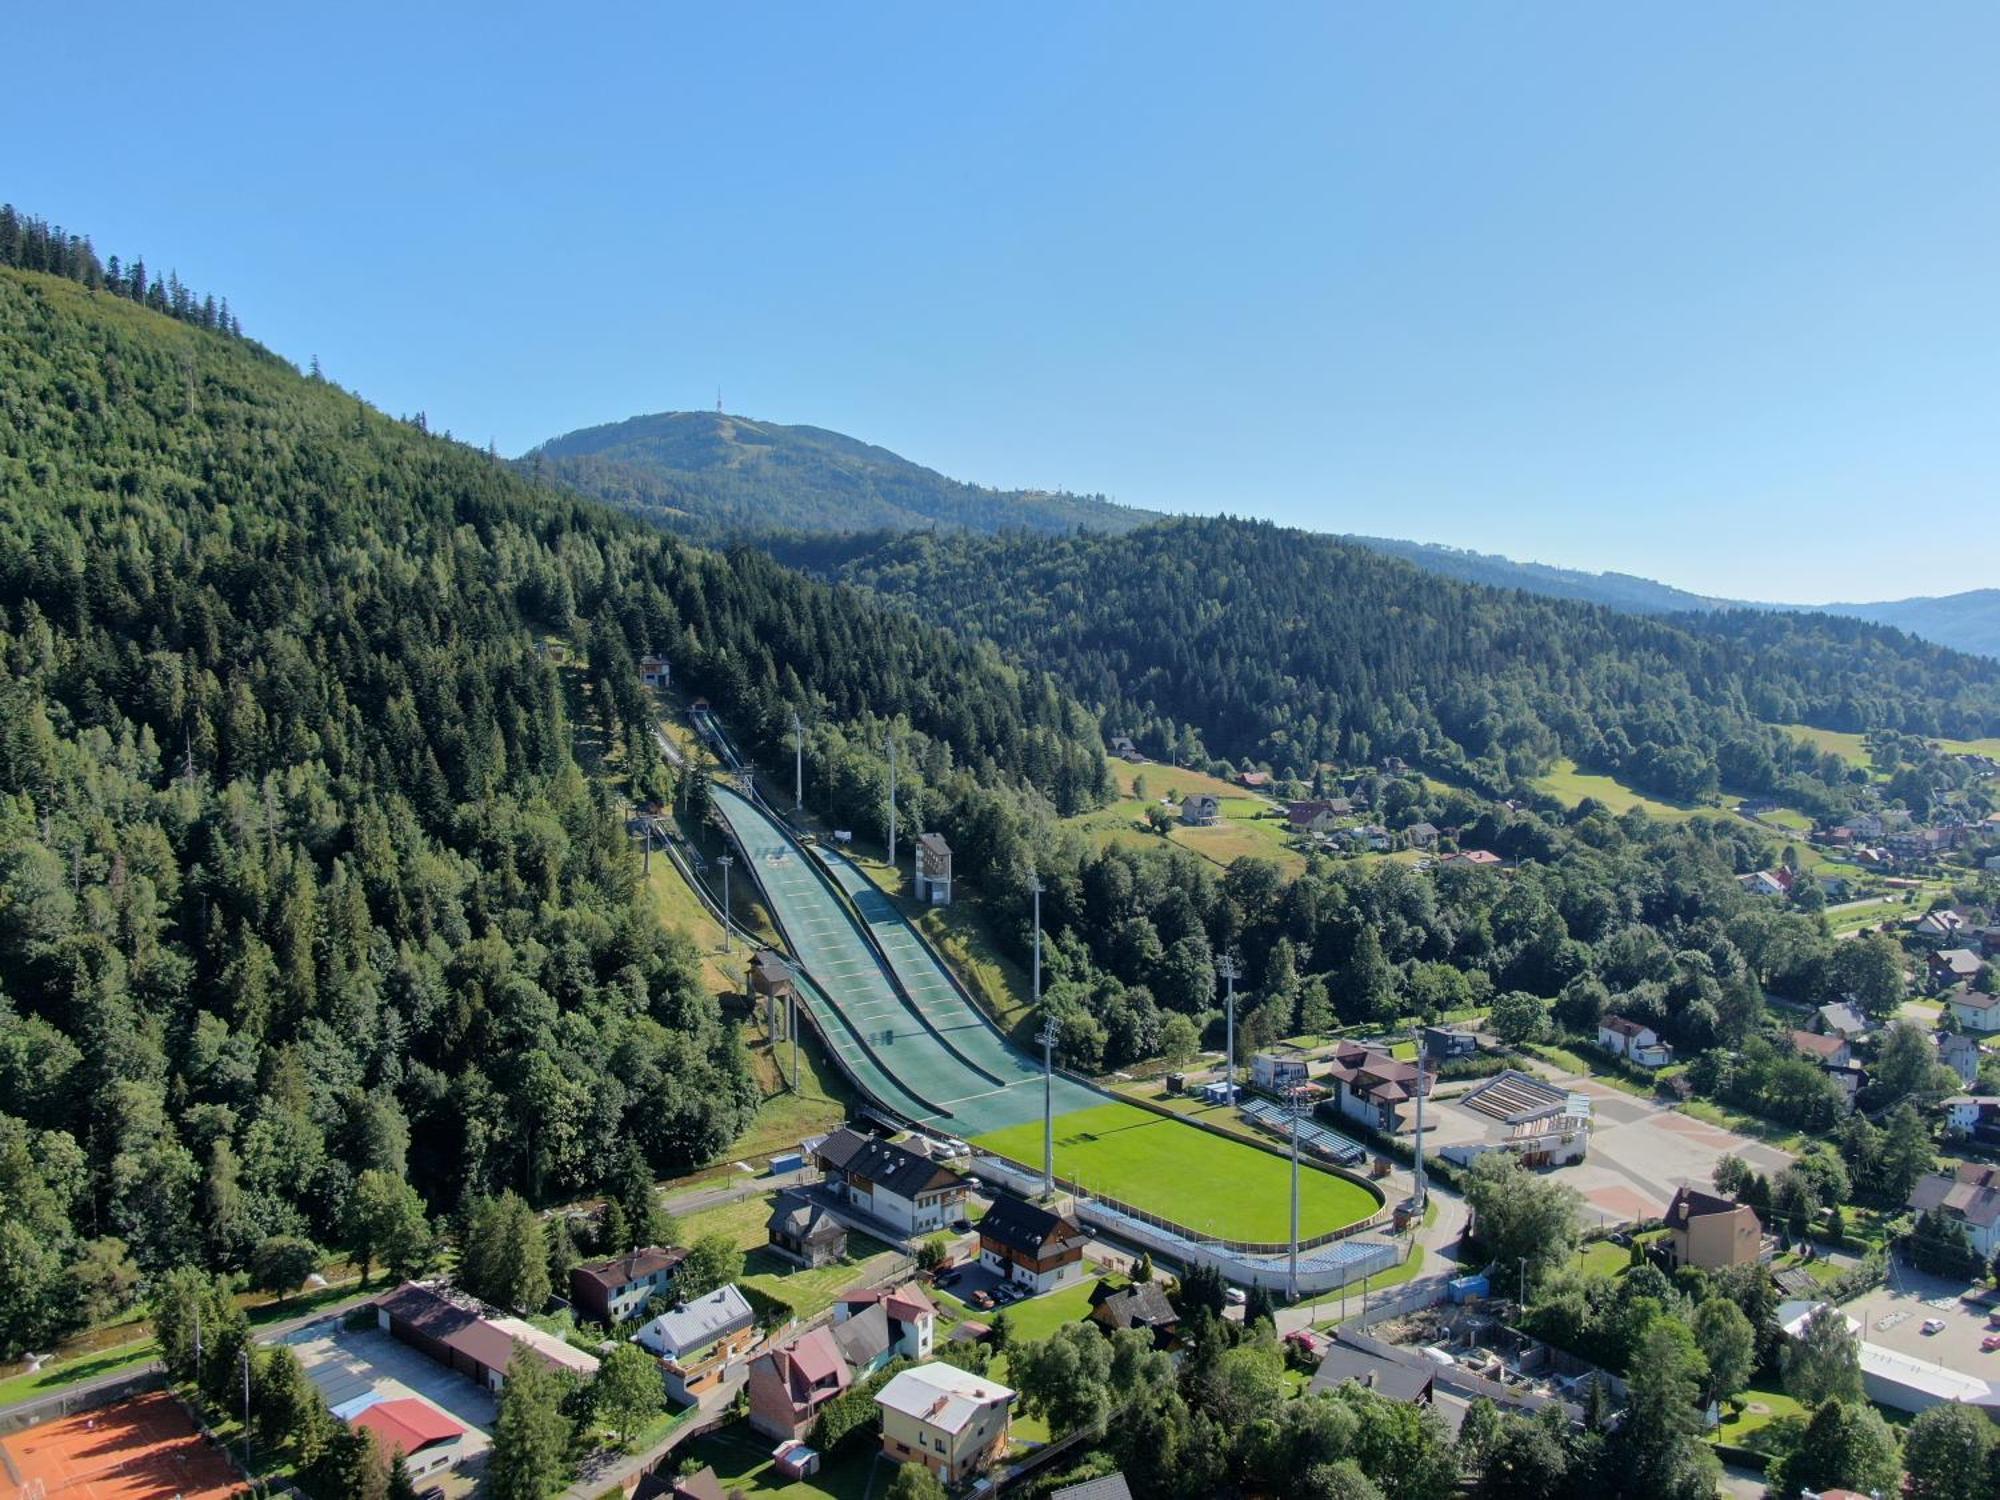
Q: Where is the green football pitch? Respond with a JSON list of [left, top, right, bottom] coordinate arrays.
[[971, 1099, 1380, 1243]]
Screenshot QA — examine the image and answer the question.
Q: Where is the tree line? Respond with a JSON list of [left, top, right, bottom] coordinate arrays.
[[0, 203, 246, 339]]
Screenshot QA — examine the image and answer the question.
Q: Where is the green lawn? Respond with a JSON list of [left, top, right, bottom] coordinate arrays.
[[1533, 759, 1716, 821], [1067, 759, 1305, 877], [994, 1276, 1104, 1343], [971, 1100, 1380, 1242], [1773, 724, 1875, 770], [676, 1194, 900, 1320], [1713, 1387, 1804, 1451], [674, 1421, 884, 1500], [1578, 1240, 1630, 1279]]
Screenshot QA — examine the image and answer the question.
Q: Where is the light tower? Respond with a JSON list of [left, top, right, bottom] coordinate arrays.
[[1287, 1084, 1309, 1301], [1029, 874, 1045, 1009], [791, 710, 805, 813], [885, 735, 898, 868], [718, 854, 735, 953], [1037, 1012, 1061, 1196], [1412, 1027, 1428, 1211], [1217, 954, 1240, 1101]]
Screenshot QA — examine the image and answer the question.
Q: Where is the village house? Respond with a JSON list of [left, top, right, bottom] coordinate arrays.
[[748, 1325, 851, 1441], [1942, 1096, 2000, 1139], [1737, 869, 1794, 898], [765, 1191, 848, 1268], [373, 1282, 599, 1393], [1662, 1186, 1763, 1271], [874, 1363, 1015, 1483], [1286, 800, 1346, 835], [1238, 770, 1272, 789], [836, 1284, 937, 1362], [1915, 909, 1971, 945], [1597, 1016, 1673, 1068], [1340, 824, 1393, 852], [1051, 1476, 1135, 1500], [1930, 948, 1987, 991], [1179, 794, 1221, 827], [976, 1195, 1088, 1293], [1404, 821, 1441, 850], [569, 1246, 687, 1327], [1813, 1002, 1870, 1041], [813, 1128, 969, 1235], [1322, 1041, 1432, 1134], [1108, 735, 1141, 761], [1947, 985, 2000, 1034], [1939, 1031, 1984, 1087], [1906, 1162, 2000, 1258], [1787, 1029, 1852, 1069], [1251, 1052, 1311, 1094], [914, 831, 953, 906], [1309, 1343, 1436, 1405], [635, 1284, 759, 1404], [1088, 1280, 1178, 1345], [1440, 848, 1503, 869]]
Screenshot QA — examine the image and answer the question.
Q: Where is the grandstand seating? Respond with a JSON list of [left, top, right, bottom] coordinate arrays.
[[1239, 1098, 1369, 1165]]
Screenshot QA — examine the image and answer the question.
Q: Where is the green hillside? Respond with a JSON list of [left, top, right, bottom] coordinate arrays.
[[525, 408, 1157, 538], [0, 242, 1109, 1359]]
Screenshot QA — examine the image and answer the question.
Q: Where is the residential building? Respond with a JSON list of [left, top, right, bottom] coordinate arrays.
[[914, 832, 953, 906], [1737, 868, 1794, 898], [1597, 1016, 1673, 1068], [1814, 1002, 1870, 1041], [813, 1128, 969, 1235], [1662, 1186, 1762, 1271], [1939, 1031, 1984, 1087], [1179, 794, 1221, 827], [1786, 1029, 1851, 1069], [1088, 1280, 1177, 1344], [1405, 820, 1441, 849], [748, 1325, 851, 1441], [765, 1192, 848, 1267], [1341, 823, 1393, 852], [373, 1282, 600, 1392], [635, 1285, 759, 1404], [1906, 1163, 2000, 1258], [569, 1246, 687, 1327], [1051, 1476, 1135, 1500], [1440, 849, 1503, 868], [1943, 1097, 2000, 1139], [1916, 909, 1971, 945], [829, 1297, 894, 1376], [1322, 1041, 1432, 1133], [639, 654, 671, 688], [1822, 1059, 1867, 1103], [1251, 1052, 1311, 1094], [976, 1195, 1087, 1293], [1286, 800, 1344, 834], [836, 1285, 937, 1362], [1929, 948, 1987, 991], [874, 1363, 1015, 1483], [1309, 1344, 1435, 1404], [1239, 770, 1272, 789], [336, 1395, 466, 1482], [1108, 735, 1140, 760], [1948, 986, 2000, 1034]]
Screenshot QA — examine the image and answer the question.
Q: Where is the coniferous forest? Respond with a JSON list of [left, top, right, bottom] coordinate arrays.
[[0, 243, 1106, 1357]]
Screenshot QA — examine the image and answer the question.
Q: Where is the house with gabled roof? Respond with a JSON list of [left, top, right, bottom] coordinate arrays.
[[875, 1363, 1015, 1483], [569, 1245, 687, 1326], [1907, 1162, 2000, 1258], [976, 1196, 1087, 1293], [747, 1325, 852, 1441], [813, 1127, 968, 1236], [636, 1284, 758, 1403]]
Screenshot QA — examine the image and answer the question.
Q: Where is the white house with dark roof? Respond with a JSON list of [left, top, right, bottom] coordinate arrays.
[[1906, 1162, 2000, 1258], [635, 1284, 758, 1403], [812, 1128, 968, 1235], [1948, 986, 2000, 1035], [1597, 1016, 1673, 1068]]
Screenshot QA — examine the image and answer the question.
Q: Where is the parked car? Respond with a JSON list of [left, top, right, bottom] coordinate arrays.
[[1225, 1287, 1248, 1307], [1982, 1334, 2000, 1353], [1922, 1318, 1947, 1335]]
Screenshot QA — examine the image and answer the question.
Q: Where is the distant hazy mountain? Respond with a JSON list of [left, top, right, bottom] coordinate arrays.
[[523, 410, 1156, 538], [1344, 535, 2000, 660]]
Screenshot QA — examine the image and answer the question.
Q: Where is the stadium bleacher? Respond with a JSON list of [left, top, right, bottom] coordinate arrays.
[[1239, 1098, 1369, 1165]]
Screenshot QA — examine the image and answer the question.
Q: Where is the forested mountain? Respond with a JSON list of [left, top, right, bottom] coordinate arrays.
[[1348, 535, 2000, 660], [523, 409, 1157, 539], [769, 520, 2000, 812], [0, 252, 1108, 1357]]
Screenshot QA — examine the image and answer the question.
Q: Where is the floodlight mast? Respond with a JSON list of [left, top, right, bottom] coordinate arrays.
[[791, 710, 805, 813], [1037, 1013, 1061, 1196], [718, 854, 734, 953], [1217, 954, 1240, 1100]]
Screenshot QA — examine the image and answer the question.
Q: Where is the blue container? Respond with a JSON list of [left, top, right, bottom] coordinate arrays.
[[1448, 1273, 1489, 1304]]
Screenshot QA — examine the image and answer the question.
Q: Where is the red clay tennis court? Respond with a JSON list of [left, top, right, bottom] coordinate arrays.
[[1, 1392, 244, 1500]]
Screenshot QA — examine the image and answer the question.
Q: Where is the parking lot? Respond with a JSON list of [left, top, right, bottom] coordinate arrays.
[[1841, 1267, 2000, 1383], [283, 1319, 496, 1496]]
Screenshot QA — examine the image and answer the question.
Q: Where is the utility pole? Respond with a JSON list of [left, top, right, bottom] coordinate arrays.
[[790, 978, 800, 1093], [791, 710, 805, 813], [240, 1347, 252, 1469], [1217, 954, 1240, 1101], [1518, 1256, 1528, 1310], [1412, 1028, 1427, 1211], [718, 854, 734, 953], [1038, 1013, 1061, 1196], [1029, 874, 1045, 1009], [885, 735, 898, 868], [1288, 1085, 1307, 1302]]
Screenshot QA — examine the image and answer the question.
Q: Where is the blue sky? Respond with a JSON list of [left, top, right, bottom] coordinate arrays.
[[8, 3, 1995, 602]]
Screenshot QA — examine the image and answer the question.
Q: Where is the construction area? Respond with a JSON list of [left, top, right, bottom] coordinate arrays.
[[0, 1392, 244, 1500]]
